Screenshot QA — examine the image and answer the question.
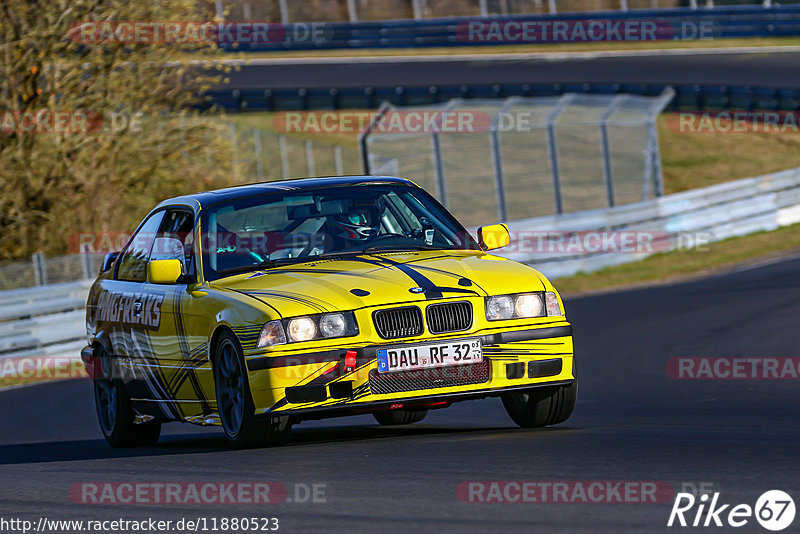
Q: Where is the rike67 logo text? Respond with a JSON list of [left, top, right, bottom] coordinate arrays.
[[668, 490, 795, 531]]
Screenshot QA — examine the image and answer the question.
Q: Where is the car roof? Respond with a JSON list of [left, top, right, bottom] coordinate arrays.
[[156, 175, 417, 211]]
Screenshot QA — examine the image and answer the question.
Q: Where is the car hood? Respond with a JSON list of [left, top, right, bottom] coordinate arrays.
[[210, 250, 547, 318]]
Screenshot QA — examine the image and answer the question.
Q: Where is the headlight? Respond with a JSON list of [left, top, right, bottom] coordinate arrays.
[[277, 312, 359, 344], [320, 313, 346, 338], [486, 292, 561, 320], [287, 317, 317, 342], [486, 296, 514, 320], [257, 320, 287, 348], [515, 293, 543, 317]]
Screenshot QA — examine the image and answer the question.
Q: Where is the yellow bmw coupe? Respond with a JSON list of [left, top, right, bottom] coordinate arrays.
[[82, 176, 576, 448]]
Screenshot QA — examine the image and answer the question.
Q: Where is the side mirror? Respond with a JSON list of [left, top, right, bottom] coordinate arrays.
[[147, 259, 182, 284], [477, 224, 511, 251], [101, 251, 120, 273]]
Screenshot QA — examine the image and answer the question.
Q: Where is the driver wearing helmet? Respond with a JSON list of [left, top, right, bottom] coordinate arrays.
[[324, 198, 382, 250]]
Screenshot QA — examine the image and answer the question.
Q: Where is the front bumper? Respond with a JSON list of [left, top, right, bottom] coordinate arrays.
[[246, 323, 574, 418]]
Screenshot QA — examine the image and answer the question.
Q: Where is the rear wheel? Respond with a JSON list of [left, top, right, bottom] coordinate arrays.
[[213, 331, 291, 449], [501, 380, 577, 428], [373, 409, 428, 426], [93, 347, 161, 448]]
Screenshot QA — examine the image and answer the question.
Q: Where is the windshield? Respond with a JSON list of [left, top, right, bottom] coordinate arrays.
[[201, 183, 478, 280]]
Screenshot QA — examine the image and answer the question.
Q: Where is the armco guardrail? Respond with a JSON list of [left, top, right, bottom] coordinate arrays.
[[0, 281, 90, 382], [221, 6, 800, 52], [208, 82, 799, 113], [498, 166, 800, 278]]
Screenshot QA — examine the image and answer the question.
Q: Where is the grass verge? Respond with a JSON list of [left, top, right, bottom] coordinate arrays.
[[555, 222, 800, 295]]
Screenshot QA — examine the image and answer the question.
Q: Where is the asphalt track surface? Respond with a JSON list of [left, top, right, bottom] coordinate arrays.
[[2, 255, 799, 533], [222, 49, 800, 91]]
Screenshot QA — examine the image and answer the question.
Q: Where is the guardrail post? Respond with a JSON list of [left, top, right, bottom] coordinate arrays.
[[305, 139, 316, 176], [32, 252, 47, 286], [278, 134, 290, 178], [334, 145, 344, 176]]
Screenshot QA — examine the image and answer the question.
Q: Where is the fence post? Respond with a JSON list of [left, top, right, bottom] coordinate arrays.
[[228, 123, 239, 181], [489, 127, 507, 222], [278, 134, 290, 178], [620, 0, 628, 11], [412, 0, 423, 20], [548, 0, 557, 14], [763, 0, 772, 7], [545, 94, 575, 215], [705, 0, 714, 7], [215, 0, 224, 21], [347, 0, 358, 22], [599, 94, 628, 208], [334, 145, 344, 176], [649, 120, 664, 197], [32, 252, 47, 286], [253, 127, 264, 180], [479, 0, 489, 16], [243, 1, 251, 19], [431, 132, 447, 207], [305, 139, 316, 176], [278, 0, 290, 24], [358, 101, 392, 175], [489, 97, 518, 222], [689, 0, 698, 7], [80, 244, 94, 280]]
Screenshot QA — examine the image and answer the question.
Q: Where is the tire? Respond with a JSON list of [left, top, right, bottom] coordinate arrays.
[[93, 346, 161, 448], [501, 380, 577, 428], [373, 409, 428, 426], [213, 331, 291, 449]]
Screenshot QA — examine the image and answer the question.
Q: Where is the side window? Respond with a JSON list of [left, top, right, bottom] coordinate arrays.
[[151, 210, 195, 275], [116, 211, 166, 282]]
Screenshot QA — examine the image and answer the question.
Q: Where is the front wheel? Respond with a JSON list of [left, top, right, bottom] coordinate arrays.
[[373, 409, 428, 426], [93, 347, 161, 448], [501, 380, 577, 428], [213, 331, 291, 449]]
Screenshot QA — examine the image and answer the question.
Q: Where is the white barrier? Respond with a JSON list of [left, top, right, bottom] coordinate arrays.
[[497, 167, 800, 279]]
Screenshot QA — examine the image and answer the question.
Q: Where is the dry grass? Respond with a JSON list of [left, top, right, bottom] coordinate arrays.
[[556, 222, 800, 295]]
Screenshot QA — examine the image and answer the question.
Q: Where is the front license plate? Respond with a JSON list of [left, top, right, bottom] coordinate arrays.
[[376, 338, 482, 373]]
